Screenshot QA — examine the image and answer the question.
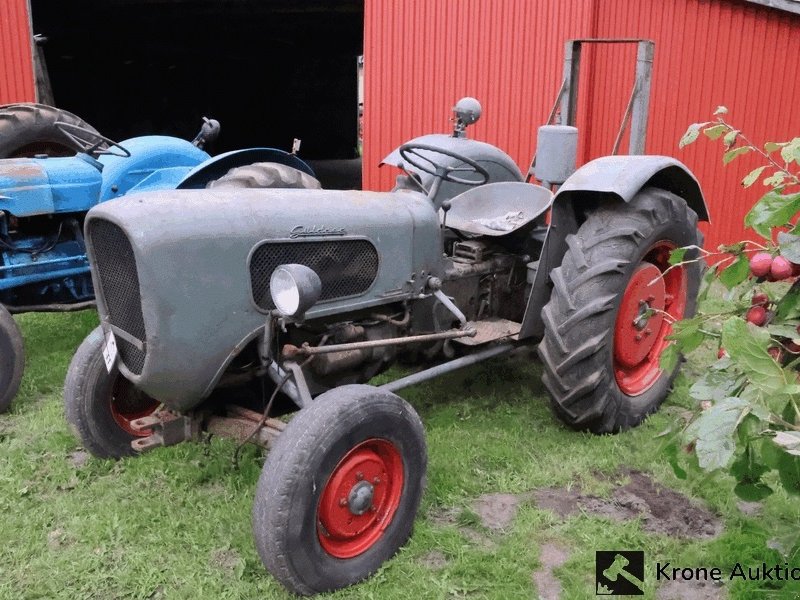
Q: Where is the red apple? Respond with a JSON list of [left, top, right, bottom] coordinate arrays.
[[751, 293, 769, 307], [746, 305, 767, 326], [717, 347, 728, 359], [771, 256, 793, 280], [768, 346, 783, 361], [750, 252, 773, 277]]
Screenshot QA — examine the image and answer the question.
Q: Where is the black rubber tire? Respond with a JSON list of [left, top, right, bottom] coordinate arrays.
[[538, 187, 702, 433], [0, 102, 103, 158], [64, 326, 157, 459], [253, 384, 427, 596], [0, 304, 24, 413], [207, 161, 321, 189]]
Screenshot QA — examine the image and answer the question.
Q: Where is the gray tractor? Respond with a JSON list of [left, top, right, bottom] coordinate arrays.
[[64, 44, 708, 596]]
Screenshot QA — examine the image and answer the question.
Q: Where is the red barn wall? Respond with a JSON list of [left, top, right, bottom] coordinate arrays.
[[363, 0, 800, 250], [0, 0, 35, 104]]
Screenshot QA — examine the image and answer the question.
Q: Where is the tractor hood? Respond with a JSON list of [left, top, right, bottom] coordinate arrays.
[[85, 188, 442, 410], [0, 155, 102, 217]]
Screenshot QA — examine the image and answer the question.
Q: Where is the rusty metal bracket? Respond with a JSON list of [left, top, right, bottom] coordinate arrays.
[[130, 410, 199, 452]]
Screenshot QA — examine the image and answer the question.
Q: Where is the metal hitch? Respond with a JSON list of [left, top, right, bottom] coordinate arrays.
[[129, 406, 286, 453]]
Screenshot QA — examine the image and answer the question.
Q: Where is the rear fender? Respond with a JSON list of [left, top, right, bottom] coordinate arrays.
[[518, 155, 710, 340], [176, 148, 316, 189]]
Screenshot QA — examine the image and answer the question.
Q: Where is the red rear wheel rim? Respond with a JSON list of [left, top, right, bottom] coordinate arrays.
[[317, 438, 404, 558], [109, 378, 159, 437], [613, 241, 688, 396]]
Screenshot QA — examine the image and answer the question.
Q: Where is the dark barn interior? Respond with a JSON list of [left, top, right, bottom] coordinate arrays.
[[30, 0, 363, 163]]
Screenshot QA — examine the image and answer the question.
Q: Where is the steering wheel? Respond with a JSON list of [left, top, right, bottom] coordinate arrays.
[[399, 143, 489, 186], [54, 121, 131, 158]]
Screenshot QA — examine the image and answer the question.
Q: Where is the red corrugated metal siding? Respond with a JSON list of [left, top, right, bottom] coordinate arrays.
[[591, 0, 800, 249], [0, 0, 35, 104], [364, 0, 800, 250], [363, 0, 594, 191]]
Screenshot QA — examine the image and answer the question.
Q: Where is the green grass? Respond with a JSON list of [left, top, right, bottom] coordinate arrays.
[[1, 311, 798, 599]]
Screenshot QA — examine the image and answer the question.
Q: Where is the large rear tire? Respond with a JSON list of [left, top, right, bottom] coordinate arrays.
[[253, 384, 426, 596], [0, 304, 24, 413], [0, 103, 103, 158], [538, 187, 702, 433], [208, 162, 321, 189], [64, 327, 159, 458]]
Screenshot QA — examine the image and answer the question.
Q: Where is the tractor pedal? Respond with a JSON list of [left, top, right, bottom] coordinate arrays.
[[453, 318, 521, 346]]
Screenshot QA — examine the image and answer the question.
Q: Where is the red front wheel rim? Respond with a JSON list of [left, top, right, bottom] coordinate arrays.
[[317, 438, 404, 558], [613, 241, 688, 396], [109, 378, 159, 437]]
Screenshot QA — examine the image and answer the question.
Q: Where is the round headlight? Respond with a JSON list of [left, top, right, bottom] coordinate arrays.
[[269, 264, 322, 318]]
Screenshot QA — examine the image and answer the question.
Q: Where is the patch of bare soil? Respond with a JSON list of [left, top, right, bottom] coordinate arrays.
[[472, 492, 523, 531], [210, 548, 243, 577], [68, 450, 90, 469], [657, 578, 725, 599], [419, 550, 448, 570], [531, 542, 570, 600], [532, 470, 722, 539]]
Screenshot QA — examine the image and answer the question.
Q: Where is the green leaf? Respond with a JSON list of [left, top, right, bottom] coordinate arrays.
[[703, 124, 727, 141], [668, 247, 688, 265], [721, 317, 787, 395], [744, 191, 800, 240], [763, 171, 788, 188], [664, 441, 688, 479], [723, 146, 750, 164], [773, 431, 800, 456], [766, 321, 800, 340], [689, 370, 741, 402], [777, 451, 800, 495], [679, 122, 708, 148], [714, 106, 728, 115], [723, 129, 739, 148], [780, 137, 800, 167], [765, 141, 788, 153], [659, 342, 680, 371], [719, 254, 750, 289], [742, 165, 767, 188], [778, 231, 800, 264], [731, 443, 773, 501], [684, 397, 751, 470], [776, 282, 800, 321], [667, 316, 706, 354]]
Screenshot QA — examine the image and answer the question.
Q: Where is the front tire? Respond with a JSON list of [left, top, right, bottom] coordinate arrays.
[[538, 187, 702, 433], [64, 327, 159, 458], [253, 384, 426, 596], [0, 304, 24, 413]]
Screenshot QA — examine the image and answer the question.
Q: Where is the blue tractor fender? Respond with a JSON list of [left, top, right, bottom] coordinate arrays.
[[175, 148, 316, 189], [519, 155, 710, 341], [98, 136, 210, 201]]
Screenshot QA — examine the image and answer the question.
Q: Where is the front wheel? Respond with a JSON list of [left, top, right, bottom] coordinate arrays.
[[0, 304, 24, 413], [538, 187, 702, 433], [64, 327, 159, 458], [253, 384, 426, 596]]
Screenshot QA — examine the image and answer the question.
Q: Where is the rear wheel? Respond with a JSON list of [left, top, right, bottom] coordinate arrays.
[[253, 384, 426, 595], [208, 162, 321, 189], [0, 304, 24, 413], [0, 103, 103, 158], [538, 187, 702, 433], [64, 327, 159, 458]]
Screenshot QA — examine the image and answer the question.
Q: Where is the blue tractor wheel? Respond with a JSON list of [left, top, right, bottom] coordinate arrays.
[[0, 304, 24, 413]]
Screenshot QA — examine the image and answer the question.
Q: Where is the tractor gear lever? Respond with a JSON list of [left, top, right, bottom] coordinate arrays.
[[192, 117, 221, 149]]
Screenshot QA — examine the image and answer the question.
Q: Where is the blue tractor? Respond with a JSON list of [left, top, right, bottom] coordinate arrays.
[[0, 103, 319, 412]]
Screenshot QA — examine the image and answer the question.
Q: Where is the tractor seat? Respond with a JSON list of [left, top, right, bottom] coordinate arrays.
[[444, 181, 553, 237]]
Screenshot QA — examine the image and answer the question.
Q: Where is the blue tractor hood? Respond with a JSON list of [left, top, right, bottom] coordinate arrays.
[[0, 155, 103, 217]]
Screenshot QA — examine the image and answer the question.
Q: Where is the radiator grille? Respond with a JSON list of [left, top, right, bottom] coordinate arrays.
[[87, 219, 146, 374], [250, 240, 379, 310]]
